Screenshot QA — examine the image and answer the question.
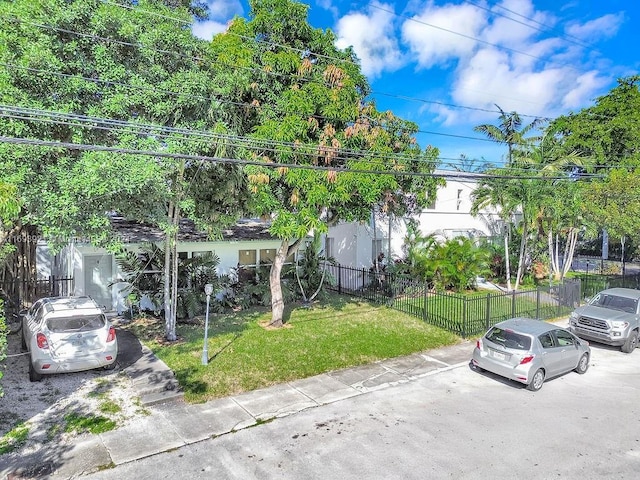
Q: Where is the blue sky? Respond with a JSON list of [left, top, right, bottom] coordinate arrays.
[[193, 0, 639, 168]]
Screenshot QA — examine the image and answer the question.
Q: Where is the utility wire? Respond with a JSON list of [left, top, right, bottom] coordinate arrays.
[[3, 105, 612, 173], [0, 134, 602, 181]]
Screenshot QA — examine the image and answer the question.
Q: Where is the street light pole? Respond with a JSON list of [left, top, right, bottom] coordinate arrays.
[[202, 283, 213, 366]]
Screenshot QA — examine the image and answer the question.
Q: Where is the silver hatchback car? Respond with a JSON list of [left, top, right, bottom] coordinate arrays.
[[472, 317, 590, 391], [21, 296, 118, 382]]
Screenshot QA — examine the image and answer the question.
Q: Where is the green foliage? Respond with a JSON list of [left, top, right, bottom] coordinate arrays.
[[63, 412, 116, 435], [115, 243, 222, 319], [295, 232, 335, 302], [210, 0, 442, 325], [0, 422, 29, 454]]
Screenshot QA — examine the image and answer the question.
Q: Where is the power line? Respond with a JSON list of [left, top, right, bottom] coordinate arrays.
[[4, 105, 612, 174], [0, 133, 601, 182]]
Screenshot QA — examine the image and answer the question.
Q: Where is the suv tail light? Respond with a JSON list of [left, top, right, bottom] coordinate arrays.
[[106, 326, 116, 343], [519, 355, 534, 365], [36, 333, 49, 349]]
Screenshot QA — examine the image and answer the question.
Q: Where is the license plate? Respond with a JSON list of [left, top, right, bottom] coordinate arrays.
[[492, 351, 506, 361], [71, 339, 85, 347]]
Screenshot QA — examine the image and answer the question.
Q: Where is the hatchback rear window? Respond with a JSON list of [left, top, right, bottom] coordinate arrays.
[[46, 315, 106, 332], [486, 327, 531, 350]]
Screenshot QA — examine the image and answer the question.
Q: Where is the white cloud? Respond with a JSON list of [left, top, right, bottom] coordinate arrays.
[[334, 2, 404, 78], [192, 21, 230, 40], [561, 71, 608, 109], [206, 0, 243, 20], [565, 13, 625, 41], [401, 1, 486, 69], [316, 0, 339, 18], [400, 0, 613, 126], [192, 0, 244, 40]]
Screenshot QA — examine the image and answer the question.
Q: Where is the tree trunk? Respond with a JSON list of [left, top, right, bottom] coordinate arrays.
[[561, 228, 579, 279], [0, 223, 38, 307], [504, 226, 512, 291], [514, 213, 529, 291], [269, 239, 290, 328]]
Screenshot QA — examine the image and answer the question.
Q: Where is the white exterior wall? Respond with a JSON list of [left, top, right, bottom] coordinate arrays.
[[329, 175, 503, 267], [56, 238, 283, 312]]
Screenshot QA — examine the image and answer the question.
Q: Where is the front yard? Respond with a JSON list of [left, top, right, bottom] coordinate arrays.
[[125, 295, 461, 403]]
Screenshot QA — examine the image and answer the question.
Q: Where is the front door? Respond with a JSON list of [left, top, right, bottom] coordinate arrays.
[[83, 255, 113, 311]]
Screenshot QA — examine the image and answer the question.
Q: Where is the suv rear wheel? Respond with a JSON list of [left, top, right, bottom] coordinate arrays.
[[621, 330, 638, 354]]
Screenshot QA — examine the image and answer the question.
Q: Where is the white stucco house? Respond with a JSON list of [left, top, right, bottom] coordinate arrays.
[[35, 172, 502, 311], [324, 171, 504, 269], [36, 216, 282, 312]]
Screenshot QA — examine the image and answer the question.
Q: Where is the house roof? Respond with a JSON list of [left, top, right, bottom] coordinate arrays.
[[109, 215, 274, 244]]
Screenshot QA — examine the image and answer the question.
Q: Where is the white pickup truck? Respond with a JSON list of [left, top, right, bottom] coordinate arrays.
[[569, 287, 640, 353]]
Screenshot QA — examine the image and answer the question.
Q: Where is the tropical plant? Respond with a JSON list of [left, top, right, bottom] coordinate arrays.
[[295, 232, 335, 304], [211, 0, 442, 327]]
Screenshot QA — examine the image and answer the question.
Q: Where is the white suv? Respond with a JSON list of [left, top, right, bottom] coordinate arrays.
[[21, 296, 118, 381]]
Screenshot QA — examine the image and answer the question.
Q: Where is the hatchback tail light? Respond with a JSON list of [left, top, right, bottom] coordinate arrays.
[[106, 326, 116, 343], [36, 333, 49, 349], [519, 355, 534, 365], [476, 339, 482, 349]]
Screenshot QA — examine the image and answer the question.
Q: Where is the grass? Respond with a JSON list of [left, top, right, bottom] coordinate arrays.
[[0, 422, 29, 454], [63, 413, 117, 435], [127, 295, 460, 403]]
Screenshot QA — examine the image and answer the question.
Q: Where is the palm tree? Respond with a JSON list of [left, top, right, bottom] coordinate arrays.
[[474, 105, 543, 164]]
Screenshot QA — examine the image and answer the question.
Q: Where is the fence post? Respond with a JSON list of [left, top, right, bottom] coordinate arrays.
[[485, 293, 491, 331], [338, 264, 342, 294], [511, 290, 516, 317], [423, 283, 428, 322], [462, 297, 467, 338], [536, 287, 540, 319], [362, 268, 366, 292]]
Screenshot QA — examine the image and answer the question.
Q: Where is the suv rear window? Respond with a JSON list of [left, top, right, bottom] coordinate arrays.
[[486, 327, 532, 350], [46, 315, 106, 332]]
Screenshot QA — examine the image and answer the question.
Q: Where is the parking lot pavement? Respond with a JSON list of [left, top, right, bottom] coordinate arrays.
[[82, 339, 640, 480]]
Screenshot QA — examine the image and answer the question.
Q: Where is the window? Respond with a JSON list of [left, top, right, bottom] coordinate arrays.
[[426, 198, 436, 210], [555, 330, 575, 347], [238, 249, 257, 266], [538, 332, 554, 349], [325, 237, 334, 258], [260, 248, 276, 265], [456, 189, 463, 211], [486, 327, 531, 350]]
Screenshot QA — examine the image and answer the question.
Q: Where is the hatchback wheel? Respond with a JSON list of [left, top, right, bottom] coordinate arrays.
[[621, 331, 638, 354], [527, 369, 545, 391], [575, 353, 589, 374], [29, 360, 43, 382]]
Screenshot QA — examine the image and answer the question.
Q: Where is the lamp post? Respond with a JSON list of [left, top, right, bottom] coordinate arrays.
[[201, 283, 213, 366]]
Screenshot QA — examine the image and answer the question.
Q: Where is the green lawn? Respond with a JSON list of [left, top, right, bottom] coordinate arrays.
[[127, 295, 460, 403]]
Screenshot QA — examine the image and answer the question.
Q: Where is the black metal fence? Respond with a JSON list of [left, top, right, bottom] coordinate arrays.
[[325, 264, 581, 338], [0, 276, 74, 311]]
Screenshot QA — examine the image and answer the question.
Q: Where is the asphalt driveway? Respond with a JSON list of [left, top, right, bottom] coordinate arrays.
[[83, 340, 640, 479]]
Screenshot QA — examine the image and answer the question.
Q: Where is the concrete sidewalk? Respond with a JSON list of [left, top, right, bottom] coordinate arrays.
[[1, 336, 475, 480]]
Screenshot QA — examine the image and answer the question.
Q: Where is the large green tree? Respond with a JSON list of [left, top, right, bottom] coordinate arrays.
[[210, 0, 441, 327], [551, 75, 640, 246], [0, 0, 249, 339]]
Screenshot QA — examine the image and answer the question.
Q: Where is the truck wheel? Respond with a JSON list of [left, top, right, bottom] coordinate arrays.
[[621, 331, 638, 354]]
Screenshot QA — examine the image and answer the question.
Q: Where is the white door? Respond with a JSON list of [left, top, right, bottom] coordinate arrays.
[[83, 255, 113, 311]]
